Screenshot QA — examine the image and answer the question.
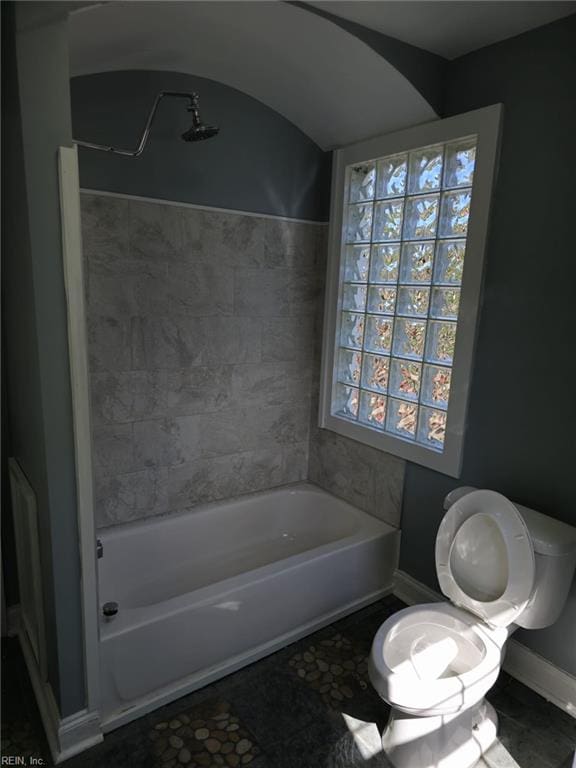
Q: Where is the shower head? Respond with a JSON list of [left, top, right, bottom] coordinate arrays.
[[74, 90, 218, 157], [181, 123, 220, 142], [182, 95, 220, 142]]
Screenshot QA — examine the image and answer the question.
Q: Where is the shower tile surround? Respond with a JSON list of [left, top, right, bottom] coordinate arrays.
[[82, 192, 405, 529], [83, 193, 319, 527]]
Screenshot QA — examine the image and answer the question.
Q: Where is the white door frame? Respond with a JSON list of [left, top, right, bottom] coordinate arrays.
[[58, 145, 101, 717]]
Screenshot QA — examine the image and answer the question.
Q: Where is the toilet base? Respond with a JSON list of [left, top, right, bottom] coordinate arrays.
[[381, 699, 498, 768]]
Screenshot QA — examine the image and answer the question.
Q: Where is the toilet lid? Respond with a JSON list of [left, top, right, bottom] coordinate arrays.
[[435, 490, 535, 628]]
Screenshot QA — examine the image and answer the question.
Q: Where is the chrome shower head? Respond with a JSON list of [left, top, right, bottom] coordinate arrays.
[[181, 123, 219, 142], [75, 90, 218, 157], [182, 94, 219, 142]]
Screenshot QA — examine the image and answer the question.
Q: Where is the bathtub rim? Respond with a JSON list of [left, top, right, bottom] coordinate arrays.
[[96, 481, 384, 540], [98, 482, 397, 637], [101, 518, 397, 638]]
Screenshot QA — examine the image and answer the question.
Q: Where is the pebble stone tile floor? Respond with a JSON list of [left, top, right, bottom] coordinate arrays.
[[2, 595, 575, 767]]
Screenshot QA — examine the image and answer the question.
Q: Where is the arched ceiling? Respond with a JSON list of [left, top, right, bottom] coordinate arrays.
[[309, 1, 576, 59], [68, 1, 437, 150]]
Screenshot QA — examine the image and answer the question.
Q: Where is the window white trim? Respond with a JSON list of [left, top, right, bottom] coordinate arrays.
[[319, 104, 502, 477]]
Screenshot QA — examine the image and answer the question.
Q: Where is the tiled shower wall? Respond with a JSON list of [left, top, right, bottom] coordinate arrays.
[[307, 289, 405, 527], [308, 413, 405, 527], [82, 192, 324, 528]]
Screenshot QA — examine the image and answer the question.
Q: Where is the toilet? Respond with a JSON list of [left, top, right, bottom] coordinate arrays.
[[369, 487, 576, 768]]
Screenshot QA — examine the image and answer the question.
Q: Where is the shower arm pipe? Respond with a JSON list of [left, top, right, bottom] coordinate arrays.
[[74, 91, 199, 157]]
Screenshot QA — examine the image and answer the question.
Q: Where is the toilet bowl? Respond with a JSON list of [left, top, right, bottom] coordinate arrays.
[[369, 602, 506, 717], [369, 488, 576, 768]]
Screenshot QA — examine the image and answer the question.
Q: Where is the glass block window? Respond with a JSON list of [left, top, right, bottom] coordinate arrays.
[[321, 107, 501, 475], [332, 136, 476, 453]]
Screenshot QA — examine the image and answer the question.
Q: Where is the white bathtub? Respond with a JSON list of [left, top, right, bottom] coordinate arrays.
[[98, 482, 400, 729]]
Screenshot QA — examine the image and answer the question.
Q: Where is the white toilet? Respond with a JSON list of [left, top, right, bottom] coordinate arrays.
[[369, 487, 576, 768]]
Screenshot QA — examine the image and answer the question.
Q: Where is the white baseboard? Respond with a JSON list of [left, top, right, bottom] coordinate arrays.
[[57, 708, 102, 763], [393, 570, 576, 719], [393, 569, 441, 606], [13, 606, 103, 763], [503, 639, 576, 720]]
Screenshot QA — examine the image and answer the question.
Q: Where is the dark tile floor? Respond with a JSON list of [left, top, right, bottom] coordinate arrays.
[[2, 596, 575, 767]]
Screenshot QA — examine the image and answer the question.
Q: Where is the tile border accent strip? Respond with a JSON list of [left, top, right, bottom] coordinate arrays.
[[80, 187, 328, 226], [394, 569, 576, 720]]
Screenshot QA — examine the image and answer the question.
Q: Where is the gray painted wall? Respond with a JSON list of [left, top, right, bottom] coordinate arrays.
[[3, 4, 85, 716], [2, 3, 32, 611], [400, 14, 576, 675], [71, 71, 331, 222], [82, 193, 324, 527]]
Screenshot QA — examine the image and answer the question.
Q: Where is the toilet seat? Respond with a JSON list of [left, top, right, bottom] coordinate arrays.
[[435, 490, 535, 628], [368, 487, 576, 768], [369, 602, 504, 717]]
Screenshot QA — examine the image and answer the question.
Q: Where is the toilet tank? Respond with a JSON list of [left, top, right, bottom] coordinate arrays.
[[513, 503, 576, 629]]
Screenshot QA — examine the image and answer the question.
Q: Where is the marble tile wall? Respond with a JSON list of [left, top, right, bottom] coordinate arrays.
[[308, 408, 405, 527], [306, 260, 405, 528], [83, 191, 404, 531], [82, 193, 324, 528]]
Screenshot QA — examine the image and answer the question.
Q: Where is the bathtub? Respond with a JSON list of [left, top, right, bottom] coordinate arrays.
[[98, 482, 400, 729]]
